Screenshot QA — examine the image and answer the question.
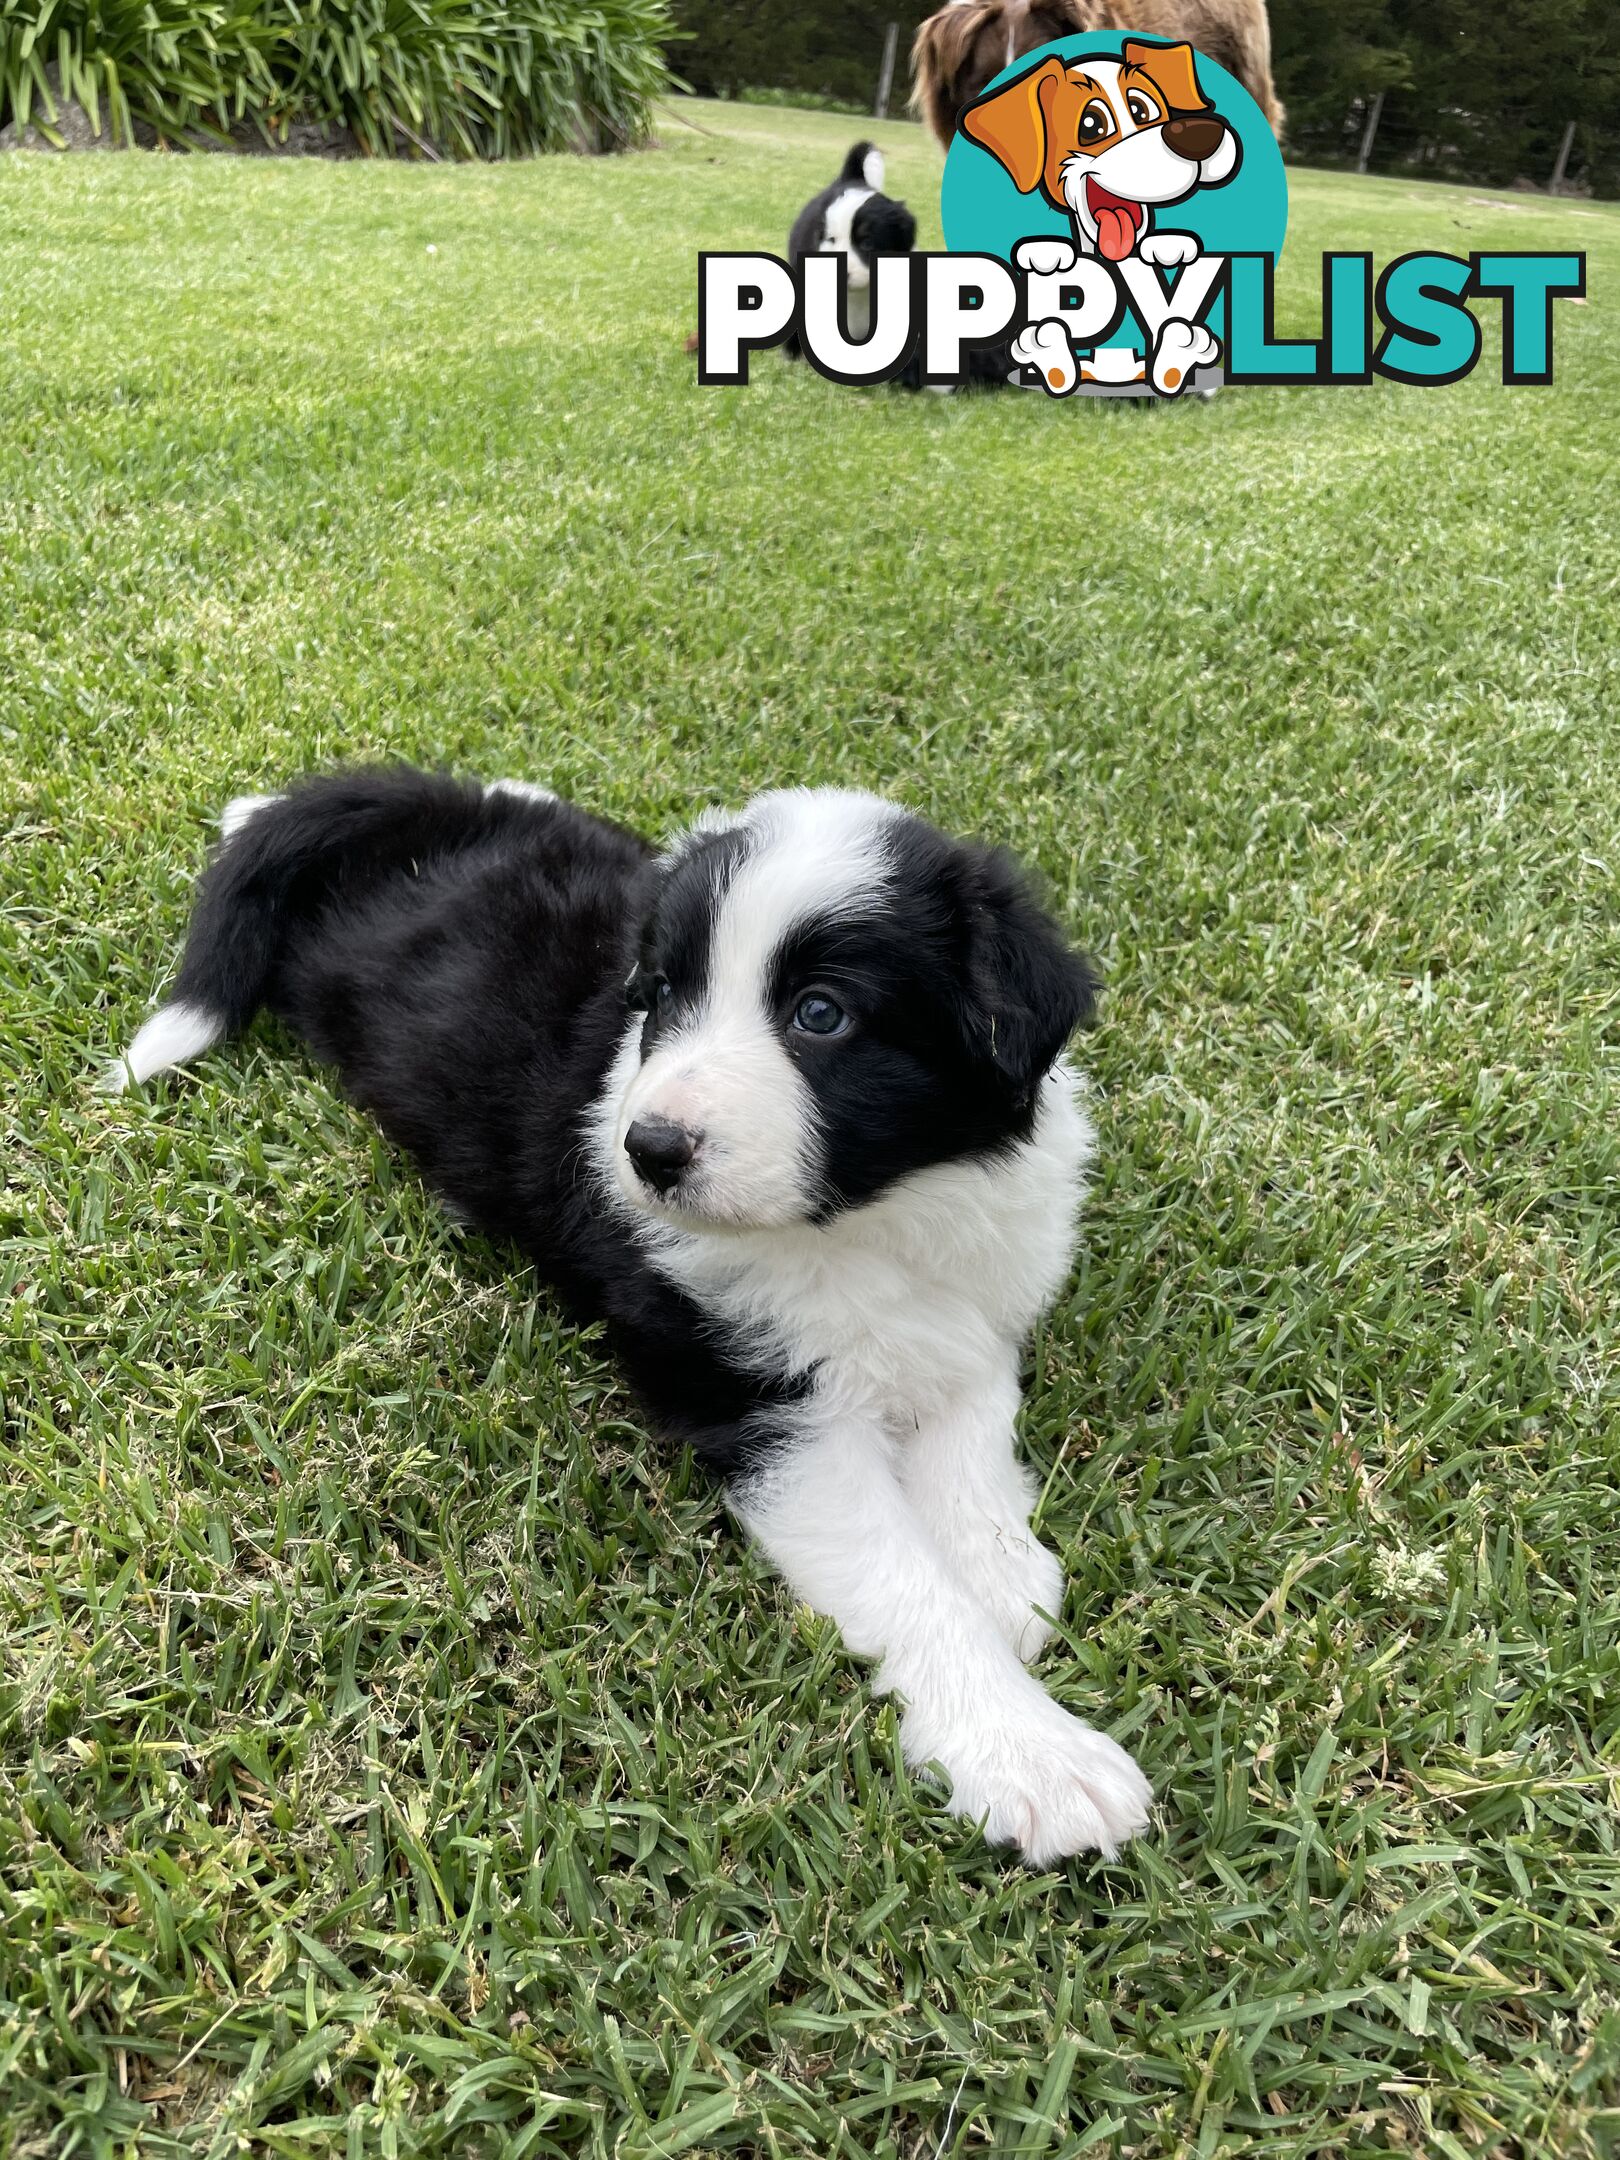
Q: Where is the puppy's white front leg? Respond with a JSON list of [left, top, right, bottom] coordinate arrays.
[[732, 1408, 1150, 1865], [898, 1366, 1064, 1663]]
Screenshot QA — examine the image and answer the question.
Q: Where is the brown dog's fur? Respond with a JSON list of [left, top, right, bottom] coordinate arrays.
[[911, 0, 1283, 150]]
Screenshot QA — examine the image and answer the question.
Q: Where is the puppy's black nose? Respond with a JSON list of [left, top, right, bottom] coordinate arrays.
[[1163, 113, 1225, 162], [625, 1115, 699, 1194]]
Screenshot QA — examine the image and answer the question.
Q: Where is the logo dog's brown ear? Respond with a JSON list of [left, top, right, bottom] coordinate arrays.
[[1122, 38, 1211, 115], [961, 57, 1064, 194]]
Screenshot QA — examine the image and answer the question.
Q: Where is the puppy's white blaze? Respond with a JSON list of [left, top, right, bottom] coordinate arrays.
[[725, 788, 899, 988], [220, 792, 282, 841], [101, 1000, 223, 1093], [611, 790, 901, 1231], [623, 1007, 816, 1230], [861, 147, 884, 192]]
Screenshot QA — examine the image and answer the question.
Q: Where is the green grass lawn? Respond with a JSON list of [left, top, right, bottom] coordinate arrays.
[[2, 96, 1618, 2159]]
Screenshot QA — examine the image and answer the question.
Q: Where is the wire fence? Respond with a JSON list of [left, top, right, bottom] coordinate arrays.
[[1295, 97, 1616, 200], [669, 7, 1620, 203]]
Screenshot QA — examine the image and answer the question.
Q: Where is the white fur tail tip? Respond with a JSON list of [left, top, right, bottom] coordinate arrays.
[[219, 792, 282, 842], [100, 1000, 224, 1094], [485, 779, 558, 806], [863, 148, 885, 192]]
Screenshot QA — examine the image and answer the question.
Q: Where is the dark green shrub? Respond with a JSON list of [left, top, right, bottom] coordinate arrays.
[[272, 0, 675, 156], [0, 0, 279, 144], [0, 0, 673, 152]]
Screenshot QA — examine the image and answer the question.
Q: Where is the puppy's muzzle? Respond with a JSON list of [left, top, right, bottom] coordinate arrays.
[[1163, 113, 1226, 162], [625, 1114, 700, 1195]]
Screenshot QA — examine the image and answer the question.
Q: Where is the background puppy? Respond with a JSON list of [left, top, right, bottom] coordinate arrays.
[[785, 141, 917, 351], [784, 138, 1013, 390], [911, 0, 1283, 151], [110, 769, 1152, 1866]]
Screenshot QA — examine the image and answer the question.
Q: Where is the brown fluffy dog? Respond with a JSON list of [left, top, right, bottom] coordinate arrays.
[[912, 0, 1283, 150]]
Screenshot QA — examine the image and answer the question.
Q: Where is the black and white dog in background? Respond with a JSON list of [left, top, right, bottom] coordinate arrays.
[[786, 141, 917, 351], [108, 770, 1152, 1864], [783, 140, 1013, 388]]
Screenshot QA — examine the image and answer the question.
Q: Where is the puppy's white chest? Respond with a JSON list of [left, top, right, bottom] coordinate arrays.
[[656, 1066, 1094, 1417]]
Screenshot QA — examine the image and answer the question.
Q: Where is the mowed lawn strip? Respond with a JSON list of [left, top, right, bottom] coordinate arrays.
[[1, 100, 1617, 2158]]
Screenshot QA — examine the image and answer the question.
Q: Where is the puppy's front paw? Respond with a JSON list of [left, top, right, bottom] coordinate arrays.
[[1151, 317, 1218, 396], [1014, 237, 1078, 276], [905, 1691, 1152, 1865], [1011, 318, 1077, 395], [1137, 230, 1200, 269]]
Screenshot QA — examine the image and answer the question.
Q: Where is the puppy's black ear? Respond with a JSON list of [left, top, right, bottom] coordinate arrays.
[[957, 846, 1099, 1102]]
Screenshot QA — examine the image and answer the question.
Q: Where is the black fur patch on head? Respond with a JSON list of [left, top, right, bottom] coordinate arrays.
[[761, 814, 1098, 1217], [851, 194, 918, 263], [626, 823, 751, 1055], [948, 838, 1100, 1099]]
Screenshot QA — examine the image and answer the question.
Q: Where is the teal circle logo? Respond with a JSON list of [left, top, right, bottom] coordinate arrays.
[[937, 33, 1287, 392], [940, 32, 1287, 265]]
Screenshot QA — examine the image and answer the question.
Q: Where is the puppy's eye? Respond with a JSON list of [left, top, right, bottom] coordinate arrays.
[[791, 993, 849, 1038], [655, 977, 674, 1011], [1126, 90, 1160, 126], [1078, 99, 1113, 142]]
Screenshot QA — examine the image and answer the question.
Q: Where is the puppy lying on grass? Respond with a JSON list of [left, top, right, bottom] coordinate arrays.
[[110, 769, 1152, 1865]]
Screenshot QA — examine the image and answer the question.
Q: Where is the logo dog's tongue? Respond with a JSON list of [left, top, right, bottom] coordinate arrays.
[[1088, 183, 1141, 262]]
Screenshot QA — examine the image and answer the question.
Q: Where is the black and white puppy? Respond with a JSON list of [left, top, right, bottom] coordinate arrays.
[[108, 770, 1151, 1865], [786, 142, 917, 350], [784, 141, 1011, 388]]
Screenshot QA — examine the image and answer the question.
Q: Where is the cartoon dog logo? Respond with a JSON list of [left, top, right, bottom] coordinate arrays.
[[960, 38, 1239, 395]]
